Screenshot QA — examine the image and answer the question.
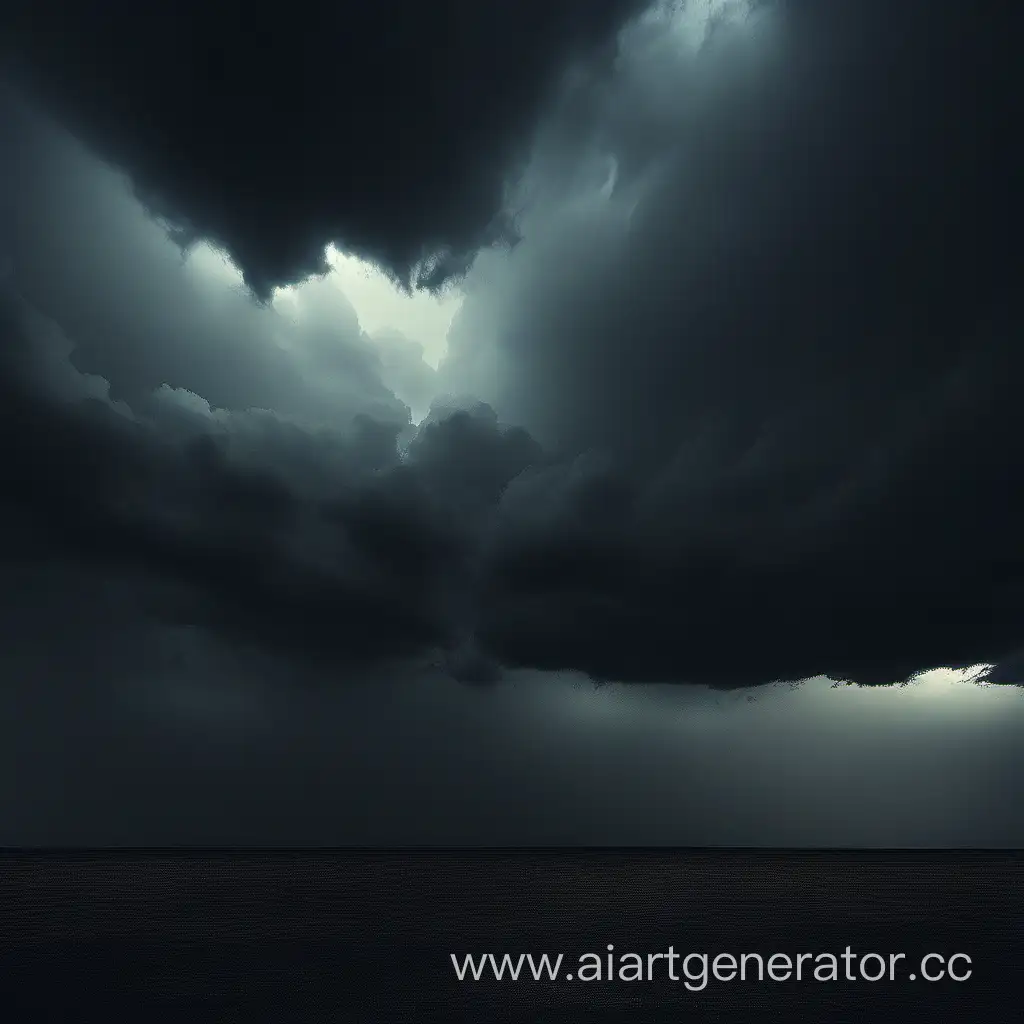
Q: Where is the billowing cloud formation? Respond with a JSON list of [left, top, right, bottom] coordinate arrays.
[[0, 93, 519, 679], [1, 0, 1023, 695], [437, 0, 1024, 685], [2, 0, 643, 294]]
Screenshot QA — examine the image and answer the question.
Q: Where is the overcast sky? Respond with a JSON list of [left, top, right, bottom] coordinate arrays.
[[1, 0, 1022, 844]]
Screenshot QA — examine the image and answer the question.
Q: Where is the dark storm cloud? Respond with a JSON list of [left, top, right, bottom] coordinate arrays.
[[0, 95, 535, 676], [0, 96, 407, 426], [0, 273, 544, 672], [437, 0, 1024, 686], [1, 0, 1022, 694], [1, 0, 644, 295], [1, 314, 429, 665], [3, 0, 1024, 850]]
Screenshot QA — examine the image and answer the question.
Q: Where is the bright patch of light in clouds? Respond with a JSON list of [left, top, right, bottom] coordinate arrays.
[[639, 0, 753, 51], [904, 664, 994, 693], [184, 240, 247, 290], [324, 244, 461, 368], [548, 664, 1003, 727], [186, 239, 461, 371]]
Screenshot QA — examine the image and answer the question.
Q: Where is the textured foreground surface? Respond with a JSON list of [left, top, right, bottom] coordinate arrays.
[[1, 850, 1020, 1021]]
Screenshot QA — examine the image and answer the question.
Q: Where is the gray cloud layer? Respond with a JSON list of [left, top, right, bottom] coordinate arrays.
[[3, 0, 1024, 693], [1, 1, 1023, 845], [439, 0, 1024, 684]]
